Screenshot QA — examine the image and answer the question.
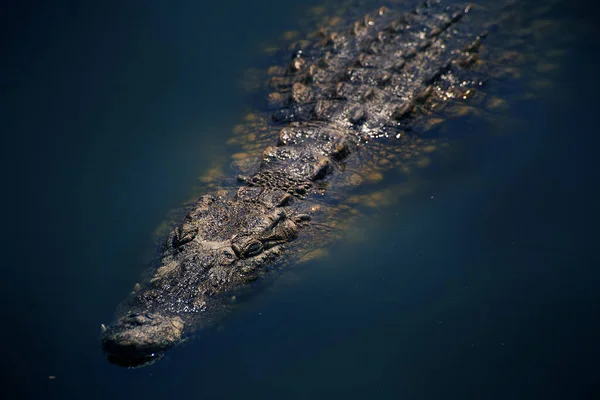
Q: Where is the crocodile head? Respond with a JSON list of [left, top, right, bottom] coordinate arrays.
[[101, 312, 184, 367], [101, 188, 304, 366]]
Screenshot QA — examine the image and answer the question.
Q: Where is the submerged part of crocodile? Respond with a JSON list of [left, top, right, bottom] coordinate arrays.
[[101, 0, 511, 367]]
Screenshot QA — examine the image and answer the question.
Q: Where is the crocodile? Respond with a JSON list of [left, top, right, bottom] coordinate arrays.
[[101, 0, 518, 367]]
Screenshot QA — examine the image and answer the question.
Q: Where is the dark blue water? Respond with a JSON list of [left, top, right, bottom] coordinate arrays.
[[2, 0, 599, 398]]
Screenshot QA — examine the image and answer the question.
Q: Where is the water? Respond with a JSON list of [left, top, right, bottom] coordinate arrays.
[[2, 0, 599, 398]]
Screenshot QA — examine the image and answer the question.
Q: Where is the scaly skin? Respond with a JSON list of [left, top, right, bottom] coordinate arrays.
[[102, 0, 495, 367]]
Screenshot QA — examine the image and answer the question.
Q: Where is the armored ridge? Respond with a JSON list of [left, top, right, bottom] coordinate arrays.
[[101, 1, 491, 367]]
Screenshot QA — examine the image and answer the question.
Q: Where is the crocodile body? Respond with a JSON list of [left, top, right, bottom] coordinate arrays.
[[102, 0, 499, 367]]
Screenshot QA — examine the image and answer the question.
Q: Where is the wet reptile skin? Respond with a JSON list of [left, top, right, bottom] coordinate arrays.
[[101, 0, 535, 367]]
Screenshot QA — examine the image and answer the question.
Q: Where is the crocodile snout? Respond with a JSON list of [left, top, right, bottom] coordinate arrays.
[[101, 312, 184, 367]]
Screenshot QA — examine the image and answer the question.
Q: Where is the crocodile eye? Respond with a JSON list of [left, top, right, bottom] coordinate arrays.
[[232, 238, 264, 259], [242, 240, 263, 258]]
